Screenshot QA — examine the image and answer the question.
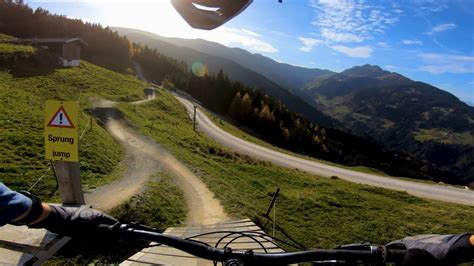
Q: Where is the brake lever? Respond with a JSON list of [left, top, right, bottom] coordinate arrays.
[[128, 222, 161, 232]]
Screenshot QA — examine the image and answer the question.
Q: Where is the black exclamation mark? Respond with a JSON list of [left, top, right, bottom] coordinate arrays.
[[59, 113, 63, 125]]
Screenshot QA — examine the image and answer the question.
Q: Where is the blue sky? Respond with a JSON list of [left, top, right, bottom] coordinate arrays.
[[26, 0, 474, 104]]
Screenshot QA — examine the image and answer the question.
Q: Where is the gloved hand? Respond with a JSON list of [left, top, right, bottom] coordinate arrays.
[[30, 205, 118, 237], [387, 233, 474, 265], [9, 190, 118, 237]]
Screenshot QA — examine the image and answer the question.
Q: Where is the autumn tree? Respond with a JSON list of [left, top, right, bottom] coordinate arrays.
[[241, 93, 252, 118], [229, 92, 242, 118], [259, 105, 273, 121]]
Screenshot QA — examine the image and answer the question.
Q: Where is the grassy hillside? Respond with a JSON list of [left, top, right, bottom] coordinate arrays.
[[117, 88, 474, 249], [414, 128, 474, 146], [0, 52, 145, 199]]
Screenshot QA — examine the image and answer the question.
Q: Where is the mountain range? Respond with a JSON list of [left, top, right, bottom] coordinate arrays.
[[300, 64, 474, 148], [115, 27, 474, 184], [114, 27, 334, 90], [114, 27, 338, 129], [298, 64, 474, 183]]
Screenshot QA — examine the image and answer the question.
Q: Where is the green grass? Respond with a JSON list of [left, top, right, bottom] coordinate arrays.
[[414, 128, 474, 146], [0, 42, 37, 66], [0, 43, 36, 54], [51, 173, 187, 264], [0, 61, 145, 200], [117, 88, 474, 250], [111, 173, 187, 230]]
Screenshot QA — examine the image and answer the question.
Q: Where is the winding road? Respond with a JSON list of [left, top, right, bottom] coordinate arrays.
[[84, 95, 228, 225], [175, 93, 474, 206]]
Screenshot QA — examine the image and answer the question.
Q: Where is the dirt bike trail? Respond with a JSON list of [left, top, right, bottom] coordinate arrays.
[[85, 96, 228, 225]]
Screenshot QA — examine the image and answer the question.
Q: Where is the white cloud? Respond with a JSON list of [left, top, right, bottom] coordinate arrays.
[[468, 81, 474, 85], [309, 0, 401, 44], [298, 37, 323, 52], [241, 29, 260, 37], [320, 28, 363, 43], [393, 9, 404, 14], [402, 39, 423, 45], [419, 53, 474, 62], [419, 65, 473, 74], [299, 47, 311, 52], [377, 42, 389, 48], [330, 45, 373, 58], [214, 28, 278, 53], [417, 0, 449, 12], [425, 23, 457, 35], [433, 23, 457, 32], [418, 53, 474, 74]]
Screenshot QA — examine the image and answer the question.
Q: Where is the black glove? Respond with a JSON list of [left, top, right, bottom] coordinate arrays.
[[30, 205, 118, 237], [387, 233, 474, 265]]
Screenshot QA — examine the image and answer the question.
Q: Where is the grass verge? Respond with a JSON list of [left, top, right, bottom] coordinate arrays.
[[205, 109, 389, 176], [204, 109, 445, 186], [117, 88, 474, 250]]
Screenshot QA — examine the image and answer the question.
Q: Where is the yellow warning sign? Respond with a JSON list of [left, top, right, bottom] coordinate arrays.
[[44, 100, 79, 162]]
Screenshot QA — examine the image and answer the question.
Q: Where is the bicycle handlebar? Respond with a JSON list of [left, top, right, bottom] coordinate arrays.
[[99, 223, 406, 264]]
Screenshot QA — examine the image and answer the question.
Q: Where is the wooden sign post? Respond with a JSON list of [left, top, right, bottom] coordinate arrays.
[[54, 161, 84, 205], [193, 105, 197, 131]]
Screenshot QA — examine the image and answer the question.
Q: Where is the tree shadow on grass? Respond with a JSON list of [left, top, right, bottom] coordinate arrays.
[[7, 65, 56, 78]]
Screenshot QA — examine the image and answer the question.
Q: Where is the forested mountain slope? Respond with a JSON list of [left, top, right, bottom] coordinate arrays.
[[298, 65, 474, 184], [119, 30, 339, 128], [114, 27, 334, 90]]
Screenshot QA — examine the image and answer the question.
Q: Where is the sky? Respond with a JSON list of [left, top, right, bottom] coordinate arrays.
[[26, 0, 474, 105]]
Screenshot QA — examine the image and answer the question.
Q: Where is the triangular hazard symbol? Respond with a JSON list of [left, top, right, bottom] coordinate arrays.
[[47, 106, 75, 128]]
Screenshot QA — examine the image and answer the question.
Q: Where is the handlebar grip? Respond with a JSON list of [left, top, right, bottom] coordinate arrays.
[[385, 248, 407, 263]]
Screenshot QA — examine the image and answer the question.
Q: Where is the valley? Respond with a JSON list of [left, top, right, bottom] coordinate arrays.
[[119, 28, 474, 186]]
